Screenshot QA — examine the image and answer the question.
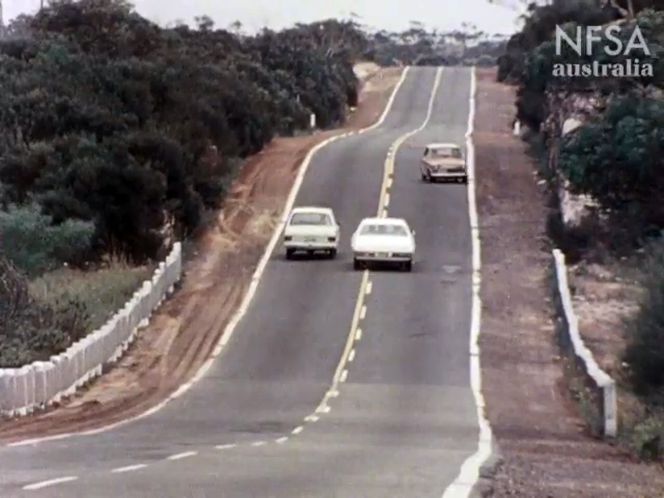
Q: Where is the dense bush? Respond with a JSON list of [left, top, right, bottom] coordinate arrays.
[[559, 94, 664, 227], [625, 239, 664, 393], [0, 204, 94, 276], [0, 0, 363, 262]]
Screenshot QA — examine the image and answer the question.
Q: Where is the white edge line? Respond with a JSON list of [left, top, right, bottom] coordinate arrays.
[[111, 464, 148, 474], [7, 66, 411, 449], [441, 66, 494, 498], [23, 476, 78, 491]]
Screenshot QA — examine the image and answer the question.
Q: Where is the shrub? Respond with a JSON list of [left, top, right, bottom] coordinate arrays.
[[0, 204, 94, 276], [0, 256, 90, 367], [630, 414, 664, 461], [624, 238, 664, 392]]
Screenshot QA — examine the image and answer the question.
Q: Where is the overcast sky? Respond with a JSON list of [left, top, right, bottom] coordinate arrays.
[[4, 0, 526, 35]]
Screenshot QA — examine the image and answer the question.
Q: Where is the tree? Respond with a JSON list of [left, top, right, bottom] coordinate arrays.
[[195, 15, 214, 32]]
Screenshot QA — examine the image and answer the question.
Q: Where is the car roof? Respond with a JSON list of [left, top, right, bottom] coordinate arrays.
[[426, 142, 461, 149], [290, 206, 334, 215], [359, 217, 408, 226]]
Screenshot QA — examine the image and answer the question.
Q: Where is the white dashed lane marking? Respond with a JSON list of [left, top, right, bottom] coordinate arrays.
[[111, 464, 148, 474], [23, 476, 79, 491], [215, 444, 237, 450], [166, 451, 198, 461]]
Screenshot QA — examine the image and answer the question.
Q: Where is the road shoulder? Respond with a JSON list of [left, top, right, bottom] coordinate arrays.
[[475, 68, 664, 497]]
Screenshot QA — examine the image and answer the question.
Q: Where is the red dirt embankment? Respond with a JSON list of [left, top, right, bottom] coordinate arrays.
[[475, 68, 664, 497], [0, 67, 404, 443]]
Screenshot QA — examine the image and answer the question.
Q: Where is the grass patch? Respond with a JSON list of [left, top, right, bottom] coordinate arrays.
[[29, 259, 153, 331]]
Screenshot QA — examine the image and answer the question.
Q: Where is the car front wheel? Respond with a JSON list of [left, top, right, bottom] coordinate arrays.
[[402, 260, 412, 272], [353, 258, 362, 271]]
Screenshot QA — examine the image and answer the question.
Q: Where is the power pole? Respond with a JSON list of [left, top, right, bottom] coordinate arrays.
[[0, 0, 4, 32]]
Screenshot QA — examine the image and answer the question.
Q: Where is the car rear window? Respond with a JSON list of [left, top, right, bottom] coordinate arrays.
[[431, 147, 462, 158], [290, 213, 332, 225], [360, 224, 408, 236]]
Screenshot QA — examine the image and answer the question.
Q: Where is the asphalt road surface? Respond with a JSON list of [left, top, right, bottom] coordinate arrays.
[[0, 66, 479, 498]]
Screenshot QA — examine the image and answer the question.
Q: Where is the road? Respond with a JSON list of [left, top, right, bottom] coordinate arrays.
[[0, 66, 480, 498]]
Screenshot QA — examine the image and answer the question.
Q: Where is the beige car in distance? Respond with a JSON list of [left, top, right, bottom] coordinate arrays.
[[420, 142, 468, 183]]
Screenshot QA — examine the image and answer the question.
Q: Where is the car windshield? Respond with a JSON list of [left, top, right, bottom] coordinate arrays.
[[360, 224, 408, 236], [290, 212, 332, 226], [431, 147, 462, 158]]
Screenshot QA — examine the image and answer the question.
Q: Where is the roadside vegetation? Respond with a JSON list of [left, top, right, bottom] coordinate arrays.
[[0, 1, 504, 368], [498, 0, 664, 459]]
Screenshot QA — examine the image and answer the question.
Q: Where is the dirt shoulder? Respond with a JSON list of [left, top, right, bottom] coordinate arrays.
[[475, 68, 664, 497], [0, 67, 404, 443]]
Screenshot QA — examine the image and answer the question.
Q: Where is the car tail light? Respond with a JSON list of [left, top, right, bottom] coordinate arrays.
[[284, 236, 292, 241], [328, 237, 336, 242]]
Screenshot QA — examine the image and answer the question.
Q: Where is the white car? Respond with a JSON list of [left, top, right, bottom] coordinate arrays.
[[420, 142, 468, 183], [351, 217, 416, 271], [283, 206, 340, 259]]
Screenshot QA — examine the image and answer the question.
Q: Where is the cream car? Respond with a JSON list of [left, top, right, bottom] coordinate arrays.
[[351, 217, 415, 271], [283, 207, 340, 259], [420, 142, 468, 183]]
